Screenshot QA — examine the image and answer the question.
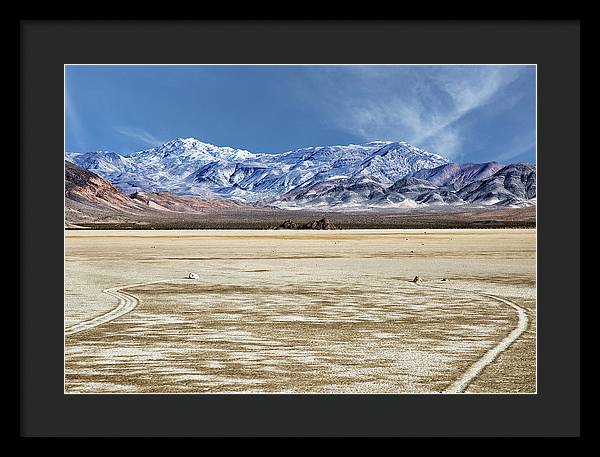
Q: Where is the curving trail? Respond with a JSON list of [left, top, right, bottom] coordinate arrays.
[[65, 277, 529, 393], [64, 279, 175, 336], [426, 285, 530, 393]]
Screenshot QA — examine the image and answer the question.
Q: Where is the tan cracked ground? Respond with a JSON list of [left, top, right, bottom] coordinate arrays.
[[64, 229, 536, 393]]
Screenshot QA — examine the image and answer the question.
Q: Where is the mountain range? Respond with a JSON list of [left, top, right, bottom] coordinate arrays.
[[66, 137, 536, 210], [65, 160, 257, 225]]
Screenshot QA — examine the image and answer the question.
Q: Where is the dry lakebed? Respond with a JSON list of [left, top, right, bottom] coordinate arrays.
[[64, 228, 536, 394]]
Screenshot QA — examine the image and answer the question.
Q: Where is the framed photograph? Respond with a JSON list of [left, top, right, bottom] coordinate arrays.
[[21, 20, 580, 437]]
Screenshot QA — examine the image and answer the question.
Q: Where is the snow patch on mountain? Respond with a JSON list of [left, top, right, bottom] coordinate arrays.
[[67, 138, 449, 201], [66, 137, 536, 209]]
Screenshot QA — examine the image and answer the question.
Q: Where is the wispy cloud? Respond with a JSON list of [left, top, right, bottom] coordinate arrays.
[[115, 126, 165, 147], [65, 87, 88, 151], [495, 138, 536, 163], [298, 65, 527, 159]]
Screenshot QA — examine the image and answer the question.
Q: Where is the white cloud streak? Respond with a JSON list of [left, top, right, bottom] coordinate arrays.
[[115, 126, 165, 147], [299, 65, 526, 159], [495, 138, 536, 163], [65, 88, 88, 151]]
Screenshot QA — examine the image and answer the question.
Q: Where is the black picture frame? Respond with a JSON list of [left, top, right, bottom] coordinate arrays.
[[20, 20, 580, 437]]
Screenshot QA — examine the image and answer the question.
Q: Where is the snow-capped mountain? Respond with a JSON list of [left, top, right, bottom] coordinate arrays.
[[456, 163, 536, 206], [277, 162, 537, 209], [278, 175, 390, 209], [66, 138, 448, 201], [64, 159, 254, 225], [66, 138, 536, 209], [409, 162, 504, 188], [355, 142, 449, 183], [67, 138, 260, 197]]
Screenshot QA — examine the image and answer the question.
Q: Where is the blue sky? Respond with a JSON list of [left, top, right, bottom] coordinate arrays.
[[65, 65, 536, 163]]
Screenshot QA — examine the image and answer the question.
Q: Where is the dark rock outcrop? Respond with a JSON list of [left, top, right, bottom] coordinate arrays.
[[277, 219, 299, 229], [275, 217, 337, 230], [301, 217, 337, 230]]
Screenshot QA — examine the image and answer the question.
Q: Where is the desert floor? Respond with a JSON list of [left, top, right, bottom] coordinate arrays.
[[64, 229, 536, 393]]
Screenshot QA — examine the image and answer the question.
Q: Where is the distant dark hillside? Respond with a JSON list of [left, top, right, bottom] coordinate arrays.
[[279, 162, 536, 209], [65, 160, 268, 226]]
